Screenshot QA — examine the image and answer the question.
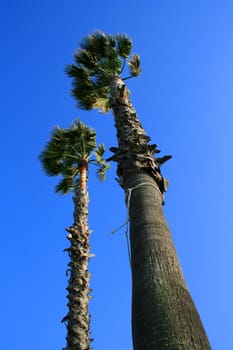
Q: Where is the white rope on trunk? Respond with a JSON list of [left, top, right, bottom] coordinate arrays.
[[111, 182, 160, 267]]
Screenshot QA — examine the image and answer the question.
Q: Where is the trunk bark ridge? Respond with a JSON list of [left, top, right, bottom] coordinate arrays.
[[62, 168, 93, 350], [109, 77, 211, 350], [108, 76, 168, 195]]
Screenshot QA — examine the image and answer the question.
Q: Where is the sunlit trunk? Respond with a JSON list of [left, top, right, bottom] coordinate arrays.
[[109, 77, 211, 349], [62, 163, 92, 350]]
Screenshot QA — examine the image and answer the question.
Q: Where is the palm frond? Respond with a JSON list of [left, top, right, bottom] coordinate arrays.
[[40, 120, 97, 187], [66, 31, 142, 111], [93, 143, 110, 180], [71, 83, 97, 110], [116, 34, 132, 58], [66, 65, 98, 110], [93, 97, 111, 113], [55, 177, 75, 194], [96, 162, 110, 181], [128, 54, 142, 77], [95, 144, 106, 159], [80, 31, 109, 59], [70, 120, 96, 152], [40, 154, 64, 176], [60, 165, 79, 178], [74, 49, 98, 70], [65, 65, 90, 80], [96, 56, 122, 83], [40, 118, 109, 195], [40, 126, 68, 176]]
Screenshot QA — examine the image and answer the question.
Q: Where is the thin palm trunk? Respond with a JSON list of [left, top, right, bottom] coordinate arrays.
[[109, 77, 211, 349], [40, 119, 108, 350], [63, 163, 92, 350]]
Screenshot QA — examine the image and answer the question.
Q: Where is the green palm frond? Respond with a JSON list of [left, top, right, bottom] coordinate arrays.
[[60, 164, 79, 178], [40, 126, 68, 176], [96, 162, 110, 181], [66, 31, 142, 113], [40, 156, 65, 176], [93, 144, 110, 181], [55, 177, 75, 194], [128, 54, 142, 77], [40, 119, 109, 194], [95, 143, 105, 160], [69, 120, 96, 145], [74, 49, 98, 70], [71, 78, 97, 110], [66, 65, 90, 80], [93, 97, 111, 113], [80, 31, 109, 59], [116, 34, 132, 58], [96, 56, 122, 84]]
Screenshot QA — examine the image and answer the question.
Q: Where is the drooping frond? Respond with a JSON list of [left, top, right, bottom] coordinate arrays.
[[55, 177, 75, 194], [94, 144, 110, 181], [96, 162, 110, 181], [93, 97, 111, 113], [66, 31, 142, 113], [66, 61, 97, 110], [40, 126, 68, 176]]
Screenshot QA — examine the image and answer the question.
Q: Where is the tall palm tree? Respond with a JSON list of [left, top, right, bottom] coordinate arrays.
[[40, 119, 109, 350], [66, 32, 212, 350]]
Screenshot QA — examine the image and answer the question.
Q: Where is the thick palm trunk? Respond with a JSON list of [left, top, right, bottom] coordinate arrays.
[[63, 164, 92, 350], [125, 172, 211, 350], [109, 77, 211, 349]]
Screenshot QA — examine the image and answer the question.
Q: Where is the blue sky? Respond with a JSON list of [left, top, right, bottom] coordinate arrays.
[[1, 1, 233, 349]]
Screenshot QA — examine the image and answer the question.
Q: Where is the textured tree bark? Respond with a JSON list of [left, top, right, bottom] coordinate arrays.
[[125, 172, 211, 350], [109, 77, 211, 350], [63, 165, 92, 350]]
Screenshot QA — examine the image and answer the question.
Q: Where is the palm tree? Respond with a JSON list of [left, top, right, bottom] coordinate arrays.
[[66, 32, 212, 350], [40, 119, 109, 350]]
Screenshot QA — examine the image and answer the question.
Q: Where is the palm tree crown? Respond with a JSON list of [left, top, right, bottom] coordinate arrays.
[[40, 119, 109, 193], [66, 31, 141, 112]]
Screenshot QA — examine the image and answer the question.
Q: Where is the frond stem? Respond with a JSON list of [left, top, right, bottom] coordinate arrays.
[[122, 75, 134, 81], [120, 58, 126, 75]]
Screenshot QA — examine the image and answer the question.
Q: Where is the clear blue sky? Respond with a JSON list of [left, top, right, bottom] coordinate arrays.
[[1, 1, 233, 349]]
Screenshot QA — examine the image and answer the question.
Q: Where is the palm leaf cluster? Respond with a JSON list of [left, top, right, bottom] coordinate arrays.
[[40, 119, 109, 194], [66, 31, 142, 112]]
